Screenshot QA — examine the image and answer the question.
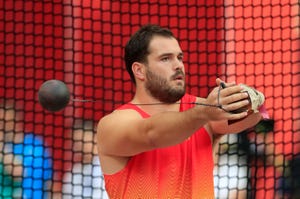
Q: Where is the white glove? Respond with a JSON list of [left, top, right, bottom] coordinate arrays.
[[240, 84, 265, 113]]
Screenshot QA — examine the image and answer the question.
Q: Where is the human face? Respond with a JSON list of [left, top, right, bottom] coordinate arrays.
[[144, 36, 186, 103]]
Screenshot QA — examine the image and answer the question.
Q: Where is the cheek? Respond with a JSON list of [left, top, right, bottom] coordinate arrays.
[[158, 68, 173, 80], [147, 63, 175, 82]]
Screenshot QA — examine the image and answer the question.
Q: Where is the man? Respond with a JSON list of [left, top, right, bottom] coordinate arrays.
[[97, 24, 264, 198]]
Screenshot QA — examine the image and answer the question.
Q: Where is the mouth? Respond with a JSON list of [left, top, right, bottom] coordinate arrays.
[[176, 75, 183, 79], [173, 76, 185, 87], [173, 71, 184, 78], [171, 70, 185, 83], [174, 75, 184, 81]]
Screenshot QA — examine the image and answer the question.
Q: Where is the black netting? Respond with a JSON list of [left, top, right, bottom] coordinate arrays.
[[0, 1, 299, 198]]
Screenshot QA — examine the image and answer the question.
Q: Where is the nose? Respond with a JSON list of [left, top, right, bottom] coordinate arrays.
[[174, 58, 184, 71]]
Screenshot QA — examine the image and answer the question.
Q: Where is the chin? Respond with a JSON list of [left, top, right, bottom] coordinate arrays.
[[174, 79, 185, 85]]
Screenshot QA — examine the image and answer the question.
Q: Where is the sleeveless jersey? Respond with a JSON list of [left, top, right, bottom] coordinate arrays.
[[104, 94, 215, 199]]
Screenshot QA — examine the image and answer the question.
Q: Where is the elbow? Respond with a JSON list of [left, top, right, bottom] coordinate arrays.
[[142, 121, 163, 149], [145, 127, 160, 149]]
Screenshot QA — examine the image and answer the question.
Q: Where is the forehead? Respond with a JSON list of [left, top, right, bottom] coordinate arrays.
[[148, 35, 182, 56]]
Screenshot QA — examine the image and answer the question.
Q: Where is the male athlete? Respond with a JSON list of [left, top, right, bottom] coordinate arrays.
[[97, 24, 265, 198]]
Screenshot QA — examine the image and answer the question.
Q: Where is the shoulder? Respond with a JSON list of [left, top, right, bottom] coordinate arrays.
[[98, 108, 143, 129], [97, 108, 145, 145]]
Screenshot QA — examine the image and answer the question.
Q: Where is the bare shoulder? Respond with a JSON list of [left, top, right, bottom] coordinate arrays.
[[97, 109, 143, 148], [97, 108, 154, 174], [96, 109, 144, 174], [97, 107, 154, 157], [98, 109, 142, 130]]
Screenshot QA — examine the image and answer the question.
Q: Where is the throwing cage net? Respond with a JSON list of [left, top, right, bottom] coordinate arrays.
[[0, 1, 299, 198]]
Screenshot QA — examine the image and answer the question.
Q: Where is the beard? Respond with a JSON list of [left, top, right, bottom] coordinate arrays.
[[145, 68, 186, 103]]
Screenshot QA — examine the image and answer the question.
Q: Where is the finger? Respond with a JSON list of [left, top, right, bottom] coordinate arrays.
[[222, 91, 249, 105], [226, 111, 249, 121], [216, 78, 236, 87], [222, 99, 250, 112], [224, 81, 236, 87], [216, 78, 223, 85], [221, 85, 245, 97]]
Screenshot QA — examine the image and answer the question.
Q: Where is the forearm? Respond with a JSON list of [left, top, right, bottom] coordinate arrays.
[[145, 106, 208, 148], [209, 112, 262, 135]]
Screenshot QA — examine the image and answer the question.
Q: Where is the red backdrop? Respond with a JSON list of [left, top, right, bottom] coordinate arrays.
[[0, 0, 298, 196]]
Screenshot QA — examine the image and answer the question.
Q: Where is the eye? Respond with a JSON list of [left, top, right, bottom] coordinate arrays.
[[178, 55, 184, 62], [161, 57, 170, 62]]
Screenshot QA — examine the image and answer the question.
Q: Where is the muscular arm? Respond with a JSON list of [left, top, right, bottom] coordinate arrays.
[[97, 106, 209, 157], [207, 112, 262, 136], [97, 93, 249, 158]]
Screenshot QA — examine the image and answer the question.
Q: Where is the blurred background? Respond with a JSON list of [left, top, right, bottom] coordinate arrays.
[[0, 0, 299, 198]]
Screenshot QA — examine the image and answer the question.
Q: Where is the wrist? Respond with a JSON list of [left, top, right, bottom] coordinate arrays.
[[192, 102, 210, 123]]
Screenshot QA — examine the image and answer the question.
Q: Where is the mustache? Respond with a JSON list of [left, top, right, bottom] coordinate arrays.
[[171, 70, 185, 79]]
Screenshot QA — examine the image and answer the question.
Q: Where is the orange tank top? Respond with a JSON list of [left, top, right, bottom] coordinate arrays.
[[104, 94, 215, 199]]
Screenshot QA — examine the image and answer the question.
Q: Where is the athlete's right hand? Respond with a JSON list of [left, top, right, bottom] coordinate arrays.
[[202, 80, 250, 121]]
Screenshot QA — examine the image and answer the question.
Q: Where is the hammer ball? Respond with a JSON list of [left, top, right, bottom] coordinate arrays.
[[38, 79, 70, 112]]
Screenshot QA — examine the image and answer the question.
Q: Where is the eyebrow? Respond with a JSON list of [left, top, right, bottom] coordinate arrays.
[[158, 52, 184, 58]]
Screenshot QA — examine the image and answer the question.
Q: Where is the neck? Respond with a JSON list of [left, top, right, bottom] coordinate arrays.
[[132, 83, 183, 114]]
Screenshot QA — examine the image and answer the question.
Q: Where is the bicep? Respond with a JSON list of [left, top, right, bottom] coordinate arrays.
[[97, 110, 154, 157]]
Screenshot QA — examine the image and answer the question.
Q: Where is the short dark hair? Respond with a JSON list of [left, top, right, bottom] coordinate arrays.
[[124, 24, 175, 84]]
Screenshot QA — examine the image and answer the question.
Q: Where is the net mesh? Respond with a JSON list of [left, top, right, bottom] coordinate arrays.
[[0, 0, 299, 198]]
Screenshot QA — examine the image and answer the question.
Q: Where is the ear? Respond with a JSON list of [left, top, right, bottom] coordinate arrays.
[[132, 62, 145, 81]]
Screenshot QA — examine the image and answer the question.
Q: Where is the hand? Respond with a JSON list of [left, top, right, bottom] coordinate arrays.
[[239, 84, 265, 113], [203, 79, 250, 121]]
